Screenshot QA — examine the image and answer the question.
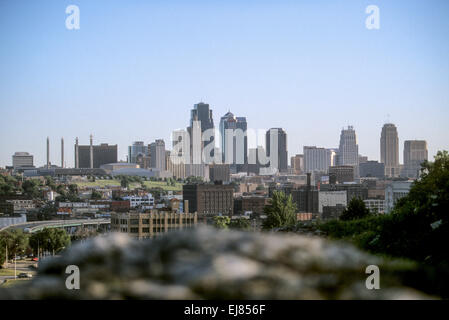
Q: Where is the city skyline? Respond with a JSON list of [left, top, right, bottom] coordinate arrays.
[[1, 1, 448, 167]]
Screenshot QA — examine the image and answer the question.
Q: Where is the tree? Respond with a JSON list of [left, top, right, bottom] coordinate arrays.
[[340, 197, 371, 221], [229, 217, 251, 231], [213, 216, 231, 229], [21, 179, 41, 198], [0, 229, 29, 263], [29, 228, 70, 256], [262, 191, 297, 230], [91, 189, 102, 200]]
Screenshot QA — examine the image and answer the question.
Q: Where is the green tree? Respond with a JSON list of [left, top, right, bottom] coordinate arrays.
[[229, 217, 251, 230], [213, 216, 231, 229], [0, 229, 29, 263], [29, 228, 70, 256], [262, 191, 297, 230], [91, 189, 102, 200], [340, 197, 371, 221], [22, 179, 41, 198]]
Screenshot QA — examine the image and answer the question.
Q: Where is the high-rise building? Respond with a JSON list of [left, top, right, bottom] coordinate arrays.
[[219, 111, 247, 171], [359, 160, 385, 178], [128, 141, 149, 164], [75, 136, 118, 168], [291, 154, 304, 175], [402, 140, 428, 179], [329, 165, 354, 184], [380, 123, 400, 177], [303, 146, 336, 173], [266, 128, 288, 173], [12, 152, 34, 169], [337, 126, 359, 176], [149, 139, 166, 171], [182, 183, 234, 216], [187, 102, 215, 164], [209, 164, 230, 183]]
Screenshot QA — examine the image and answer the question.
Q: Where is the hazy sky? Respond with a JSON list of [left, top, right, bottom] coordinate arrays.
[[1, 0, 448, 168]]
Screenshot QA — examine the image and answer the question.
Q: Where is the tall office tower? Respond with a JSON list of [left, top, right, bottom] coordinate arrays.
[[75, 137, 79, 168], [291, 154, 304, 175], [128, 141, 149, 164], [46, 137, 50, 168], [187, 102, 215, 163], [12, 152, 34, 168], [303, 146, 336, 173], [149, 139, 166, 171], [265, 128, 288, 173], [403, 140, 428, 179], [380, 123, 400, 177], [89, 134, 94, 169], [75, 137, 118, 168], [337, 126, 359, 176], [219, 111, 247, 171], [61, 137, 64, 168]]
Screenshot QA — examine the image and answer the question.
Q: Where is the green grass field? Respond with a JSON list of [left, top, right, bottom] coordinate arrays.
[[74, 179, 182, 192], [0, 278, 30, 288], [0, 269, 16, 276]]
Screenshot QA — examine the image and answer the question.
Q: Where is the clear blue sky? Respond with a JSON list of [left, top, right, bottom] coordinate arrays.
[[1, 0, 448, 168]]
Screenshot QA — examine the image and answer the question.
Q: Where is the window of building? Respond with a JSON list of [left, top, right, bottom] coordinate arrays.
[[130, 219, 139, 225], [142, 227, 150, 233], [130, 228, 139, 233]]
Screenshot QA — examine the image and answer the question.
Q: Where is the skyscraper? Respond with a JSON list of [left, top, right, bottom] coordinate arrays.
[[337, 126, 359, 175], [149, 139, 166, 171], [380, 123, 400, 177], [403, 140, 428, 179], [303, 146, 336, 173], [219, 111, 247, 171], [187, 102, 215, 164], [266, 128, 288, 173], [128, 141, 149, 164]]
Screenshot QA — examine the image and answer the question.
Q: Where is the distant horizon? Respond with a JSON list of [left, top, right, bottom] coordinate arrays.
[[1, 1, 448, 167]]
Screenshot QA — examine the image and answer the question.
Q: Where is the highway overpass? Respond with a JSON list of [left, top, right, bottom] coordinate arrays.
[[0, 218, 110, 234]]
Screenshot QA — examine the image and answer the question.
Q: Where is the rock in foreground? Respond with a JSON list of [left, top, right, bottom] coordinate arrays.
[[0, 227, 431, 299]]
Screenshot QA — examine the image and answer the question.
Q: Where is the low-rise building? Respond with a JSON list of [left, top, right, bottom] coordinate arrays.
[[111, 211, 198, 239], [364, 199, 385, 214], [318, 191, 347, 214], [385, 181, 413, 213]]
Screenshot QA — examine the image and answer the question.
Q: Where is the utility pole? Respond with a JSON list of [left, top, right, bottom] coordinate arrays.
[[4, 244, 7, 268]]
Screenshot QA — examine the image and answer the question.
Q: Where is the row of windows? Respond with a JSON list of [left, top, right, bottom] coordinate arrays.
[[114, 218, 196, 225], [129, 225, 195, 234]]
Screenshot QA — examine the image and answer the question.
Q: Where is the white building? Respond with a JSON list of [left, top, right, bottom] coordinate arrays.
[[123, 193, 155, 208], [338, 126, 359, 176], [12, 152, 34, 168], [318, 191, 347, 213], [304, 146, 336, 174], [364, 199, 385, 214], [385, 181, 413, 213]]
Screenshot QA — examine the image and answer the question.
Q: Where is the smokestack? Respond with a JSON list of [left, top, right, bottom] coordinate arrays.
[[46, 137, 50, 169], [75, 137, 79, 169], [90, 134, 94, 169], [61, 137, 64, 168]]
